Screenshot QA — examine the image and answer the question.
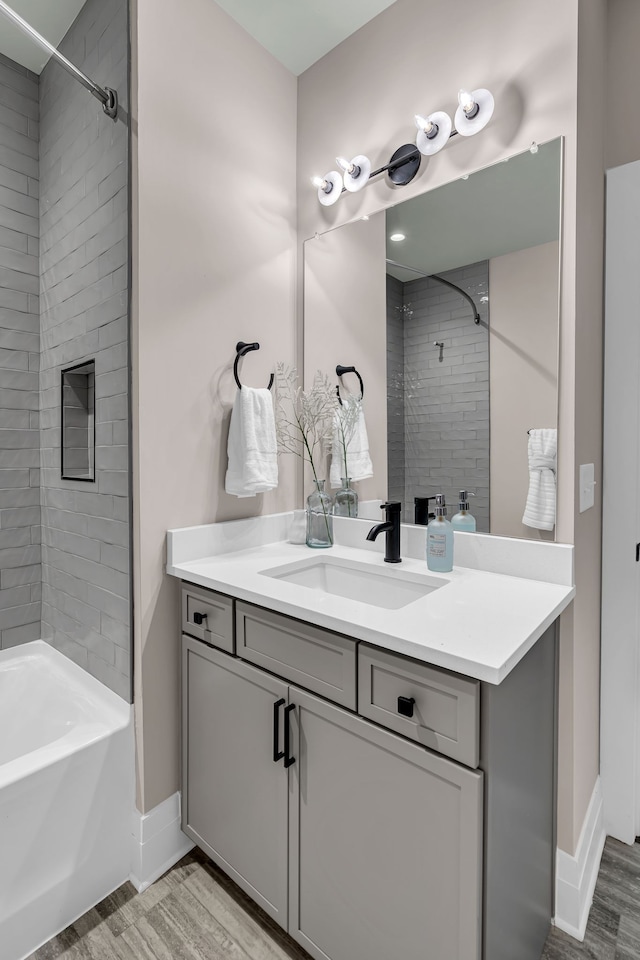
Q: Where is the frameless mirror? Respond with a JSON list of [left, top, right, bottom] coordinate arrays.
[[304, 138, 562, 540]]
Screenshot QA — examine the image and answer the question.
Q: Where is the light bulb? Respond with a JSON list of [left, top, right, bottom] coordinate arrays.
[[458, 89, 477, 114], [311, 175, 326, 190], [390, 233, 405, 242], [530, 141, 539, 154], [414, 114, 435, 136], [336, 156, 355, 175]]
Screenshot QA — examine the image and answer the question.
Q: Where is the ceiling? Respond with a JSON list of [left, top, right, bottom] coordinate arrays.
[[0, 0, 399, 78], [0, 0, 86, 74], [213, 0, 399, 75]]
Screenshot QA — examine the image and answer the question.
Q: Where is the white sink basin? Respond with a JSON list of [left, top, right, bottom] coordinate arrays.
[[260, 556, 445, 610]]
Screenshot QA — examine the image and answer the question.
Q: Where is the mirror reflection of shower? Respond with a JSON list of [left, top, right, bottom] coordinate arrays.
[[385, 257, 490, 531]]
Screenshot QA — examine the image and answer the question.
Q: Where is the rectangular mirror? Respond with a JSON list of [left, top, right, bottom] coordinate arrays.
[[304, 138, 562, 540]]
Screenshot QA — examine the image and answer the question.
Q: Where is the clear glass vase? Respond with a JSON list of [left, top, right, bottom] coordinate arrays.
[[333, 477, 358, 518], [306, 479, 333, 548]]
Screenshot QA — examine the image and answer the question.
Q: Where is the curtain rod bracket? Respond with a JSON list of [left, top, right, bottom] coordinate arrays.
[[101, 87, 118, 120]]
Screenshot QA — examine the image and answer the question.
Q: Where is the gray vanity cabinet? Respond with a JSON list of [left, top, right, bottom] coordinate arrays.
[[181, 583, 555, 960], [182, 635, 289, 924], [288, 686, 483, 960]]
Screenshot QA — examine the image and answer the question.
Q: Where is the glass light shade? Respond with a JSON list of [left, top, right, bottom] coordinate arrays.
[[338, 154, 371, 192], [315, 170, 343, 206], [415, 110, 452, 155], [454, 88, 495, 137]]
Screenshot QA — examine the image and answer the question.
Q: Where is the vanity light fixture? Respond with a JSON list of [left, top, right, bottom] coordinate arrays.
[[312, 171, 343, 206], [454, 88, 495, 136], [414, 111, 452, 155], [312, 85, 495, 204], [336, 154, 372, 192]]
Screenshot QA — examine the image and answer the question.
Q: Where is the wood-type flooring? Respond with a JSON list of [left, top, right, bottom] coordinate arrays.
[[28, 837, 640, 960]]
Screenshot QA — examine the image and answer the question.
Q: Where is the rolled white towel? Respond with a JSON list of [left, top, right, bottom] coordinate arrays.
[[330, 397, 373, 488], [522, 428, 557, 531], [225, 386, 278, 498]]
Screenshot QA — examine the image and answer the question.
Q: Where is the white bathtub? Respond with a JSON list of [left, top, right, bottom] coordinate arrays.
[[0, 641, 134, 960]]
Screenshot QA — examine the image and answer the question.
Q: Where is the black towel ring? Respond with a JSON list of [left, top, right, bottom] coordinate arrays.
[[234, 341, 274, 390], [336, 364, 364, 406]]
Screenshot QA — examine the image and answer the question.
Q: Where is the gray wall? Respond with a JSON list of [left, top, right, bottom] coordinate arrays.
[[0, 52, 41, 650], [39, 0, 130, 698], [387, 262, 490, 530]]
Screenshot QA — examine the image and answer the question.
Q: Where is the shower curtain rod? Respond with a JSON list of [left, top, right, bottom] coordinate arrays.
[[385, 258, 481, 324], [0, 0, 118, 119]]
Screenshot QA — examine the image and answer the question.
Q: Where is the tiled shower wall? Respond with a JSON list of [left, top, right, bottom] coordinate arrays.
[[386, 274, 405, 507], [387, 262, 490, 531], [39, 0, 130, 698], [0, 53, 41, 649]]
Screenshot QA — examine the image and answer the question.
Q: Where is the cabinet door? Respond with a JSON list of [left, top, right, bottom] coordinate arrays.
[[182, 635, 288, 924], [288, 687, 483, 960]]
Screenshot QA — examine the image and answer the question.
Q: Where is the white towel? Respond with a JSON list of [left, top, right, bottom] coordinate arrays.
[[225, 387, 278, 497], [330, 397, 373, 488], [522, 428, 557, 531]]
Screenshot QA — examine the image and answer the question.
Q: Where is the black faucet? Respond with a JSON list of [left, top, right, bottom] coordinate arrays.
[[366, 501, 402, 563], [414, 496, 436, 526]]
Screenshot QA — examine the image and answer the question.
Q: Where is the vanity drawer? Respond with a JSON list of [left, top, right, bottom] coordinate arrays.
[[182, 583, 234, 652], [236, 601, 356, 709], [358, 644, 479, 767]]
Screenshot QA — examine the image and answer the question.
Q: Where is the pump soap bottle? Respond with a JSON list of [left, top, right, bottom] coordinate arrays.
[[451, 490, 476, 532], [426, 494, 453, 572]]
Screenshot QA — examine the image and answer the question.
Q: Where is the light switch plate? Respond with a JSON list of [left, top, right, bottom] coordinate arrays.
[[579, 463, 595, 513]]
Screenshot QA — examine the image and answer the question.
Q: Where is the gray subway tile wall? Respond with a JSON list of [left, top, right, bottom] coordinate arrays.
[[0, 52, 41, 650], [386, 274, 406, 508], [386, 263, 490, 531], [39, 0, 130, 699]]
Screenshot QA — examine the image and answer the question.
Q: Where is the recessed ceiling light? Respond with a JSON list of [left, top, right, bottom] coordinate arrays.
[[390, 233, 406, 242]]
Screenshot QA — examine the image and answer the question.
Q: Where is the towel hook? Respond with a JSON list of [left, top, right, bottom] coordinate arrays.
[[336, 364, 364, 406], [234, 341, 274, 390]]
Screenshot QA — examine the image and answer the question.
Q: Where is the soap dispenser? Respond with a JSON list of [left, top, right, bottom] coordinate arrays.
[[426, 494, 453, 572], [451, 490, 477, 532]]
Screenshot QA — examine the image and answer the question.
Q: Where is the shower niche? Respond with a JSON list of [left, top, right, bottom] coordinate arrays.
[[61, 360, 96, 481]]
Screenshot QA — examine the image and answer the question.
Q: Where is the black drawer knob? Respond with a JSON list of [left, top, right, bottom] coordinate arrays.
[[397, 696, 416, 718], [193, 611, 207, 626]]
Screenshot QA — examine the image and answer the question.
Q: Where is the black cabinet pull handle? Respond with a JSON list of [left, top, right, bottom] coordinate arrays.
[[273, 698, 285, 762], [284, 703, 295, 767], [397, 696, 416, 718], [193, 611, 207, 625]]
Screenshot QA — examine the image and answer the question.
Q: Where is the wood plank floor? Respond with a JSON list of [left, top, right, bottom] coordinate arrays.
[[27, 849, 311, 960], [28, 837, 640, 959], [542, 838, 640, 960]]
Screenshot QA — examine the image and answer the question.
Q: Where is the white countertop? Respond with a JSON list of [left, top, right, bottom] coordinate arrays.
[[167, 517, 575, 684]]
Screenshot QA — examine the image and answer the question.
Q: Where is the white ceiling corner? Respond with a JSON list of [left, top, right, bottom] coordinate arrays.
[[214, 0, 399, 75]]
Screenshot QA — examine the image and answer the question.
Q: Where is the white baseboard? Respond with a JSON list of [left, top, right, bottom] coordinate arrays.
[[554, 777, 606, 941], [130, 792, 194, 893]]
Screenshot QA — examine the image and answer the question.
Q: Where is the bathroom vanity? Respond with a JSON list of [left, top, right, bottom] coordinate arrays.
[[168, 515, 575, 960]]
